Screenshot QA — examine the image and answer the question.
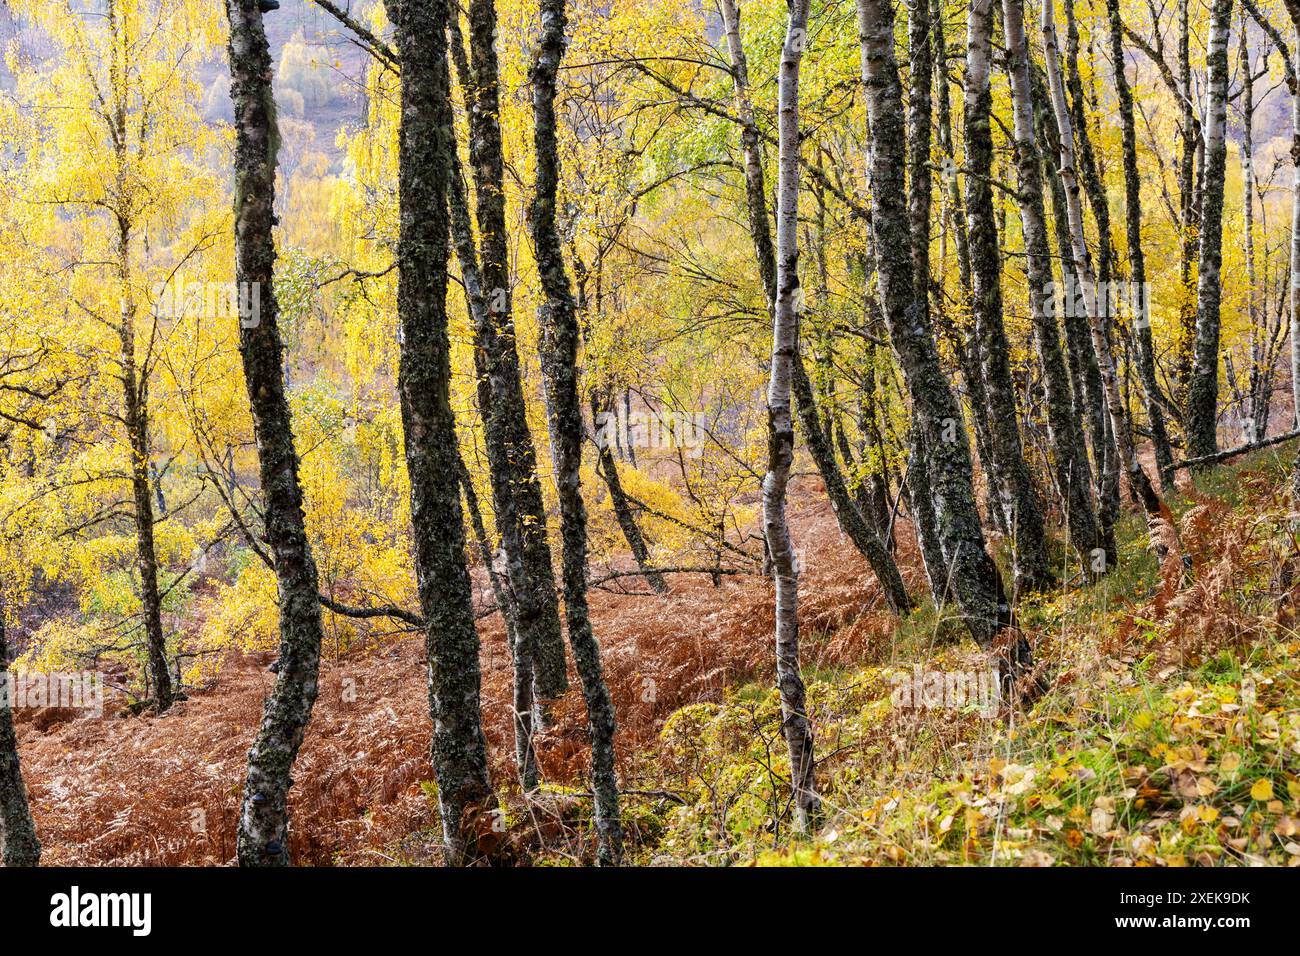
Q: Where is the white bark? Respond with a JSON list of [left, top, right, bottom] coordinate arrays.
[[762, 0, 819, 832], [1041, 0, 1167, 548]]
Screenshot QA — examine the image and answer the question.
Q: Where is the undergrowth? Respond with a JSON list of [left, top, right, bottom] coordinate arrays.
[[617, 444, 1300, 866]]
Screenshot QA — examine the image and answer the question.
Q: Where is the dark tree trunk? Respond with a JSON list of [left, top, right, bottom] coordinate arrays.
[[456, 453, 539, 790], [225, 0, 330, 867], [907, 420, 951, 604], [443, 91, 546, 787], [455, 0, 569, 702], [1187, 0, 1235, 462], [0, 598, 40, 866], [390, 0, 499, 863], [529, 0, 623, 864], [1033, 63, 1118, 560], [117, 270, 174, 712], [1105, 0, 1176, 493], [1063, 0, 1115, 290], [857, 0, 1022, 669], [908, 0, 953, 603], [1278, 1, 1300, 432], [964, 0, 1054, 594], [1175, 0, 1203, 399], [1001, 0, 1103, 570], [1042, 0, 1168, 565], [592, 392, 668, 594]]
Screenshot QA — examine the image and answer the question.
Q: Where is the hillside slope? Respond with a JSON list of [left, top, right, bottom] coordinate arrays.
[[14, 451, 1300, 866]]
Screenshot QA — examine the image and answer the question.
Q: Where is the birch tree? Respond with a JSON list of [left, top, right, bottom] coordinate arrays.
[[964, 0, 1053, 593], [455, 0, 569, 706], [857, 0, 1024, 674], [718, 0, 912, 616], [225, 0, 331, 867], [1104, 0, 1176, 493], [1186, 0, 1235, 461], [1000, 0, 1102, 570], [761, 0, 820, 831], [386, 0, 498, 864], [1041, 0, 1167, 558], [530, 0, 624, 863]]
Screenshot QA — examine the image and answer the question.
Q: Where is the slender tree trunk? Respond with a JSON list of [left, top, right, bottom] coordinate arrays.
[[530, 0, 623, 864], [117, 269, 174, 712], [0, 597, 40, 866], [1105, 0, 1175, 493], [444, 108, 546, 787], [1238, 14, 1258, 443], [1187, 0, 1234, 461], [226, 0, 330, 866], [1033, 67, 1116, 555], [931, 15, 1004, 535], [456, 0, 569, 702], [762, 0, 820, 831], [1267, 1, 1300, 491], [1282, 2, 1300, 433], [456, 453, 539, 790], [965, 0, 1054, 593], [1060, 0, 1124, 537], [1063, 0, 1115, 289], [388, 0, 498, 864], [104, 15, 173, 712], [858, 0, 1022, 671], [592, 392, 668, 594], [1001, 0, 1103, 569], [718, 0, 911, 614], [1042, 0, 1167, 563], [1176, 0, 1202, 398]]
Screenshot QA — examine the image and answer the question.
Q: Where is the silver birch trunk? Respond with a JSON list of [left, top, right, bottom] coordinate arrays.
[[763, 0, 819, 832], [1041, 0, 1167, 557]]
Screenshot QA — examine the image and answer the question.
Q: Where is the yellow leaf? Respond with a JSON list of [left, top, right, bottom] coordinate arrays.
[[1251, 779, 1274, 802]]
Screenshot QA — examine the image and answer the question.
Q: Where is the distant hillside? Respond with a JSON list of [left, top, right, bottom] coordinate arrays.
[[0, 0, 373, 174]]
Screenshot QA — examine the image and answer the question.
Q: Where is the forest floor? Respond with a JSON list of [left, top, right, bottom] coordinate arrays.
[[13, 446, 1300, 866]]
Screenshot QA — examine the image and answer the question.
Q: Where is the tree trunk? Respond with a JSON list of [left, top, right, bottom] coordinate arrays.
[[1105, 0, 1176, 493], [392, 0, 499, 864], [530, 0, 623, 864], [857, 0, 1021, 668], [1186, 0, 1235, 461], [456, 453, 539, 790], [762, 0, 820, 832], [226, 0, 330, 867], [1283, 2, 1300, 433], [1033, 67, 1117, 559], [0, 598, 40, 866], [444, 97, 546, 787], [456, 0, 569, 702], [1001, 0, 1103, 570], [117, 267, 174, 712], [1176, 0, 1202, 399], [1063, 0, 1115, 290], [965, 0, 1054, 593], [592, 392, 668, 594], [718, 0, 911, 615], [1041, 0, 1167, 563]]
